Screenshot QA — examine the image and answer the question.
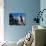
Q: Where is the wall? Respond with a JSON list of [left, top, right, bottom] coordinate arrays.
[[40, 0, 46, 45], [0, 0, 4, 42], [40, 0, 46, 27], [4, 0, 40, 42]]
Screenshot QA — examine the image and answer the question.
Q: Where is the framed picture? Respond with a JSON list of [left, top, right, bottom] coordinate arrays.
[[9, 13, 26, 25]]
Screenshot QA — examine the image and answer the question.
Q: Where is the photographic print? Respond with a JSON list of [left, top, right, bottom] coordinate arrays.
[[9, 13, 26, 25]]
